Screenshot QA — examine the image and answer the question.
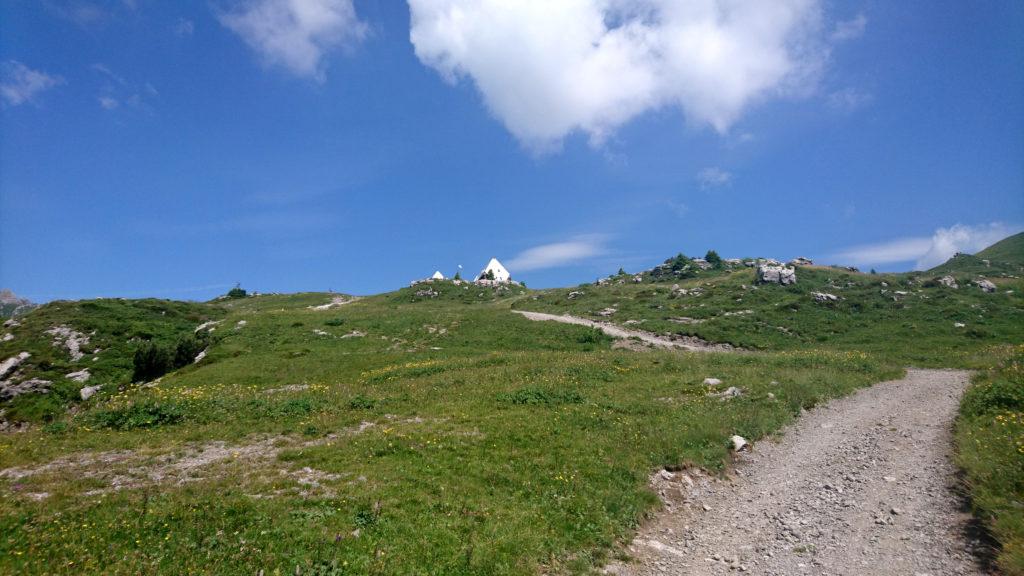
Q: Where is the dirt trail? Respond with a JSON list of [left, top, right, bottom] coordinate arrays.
[[606, 369, 984, 576], [512, 311, 733, 352]]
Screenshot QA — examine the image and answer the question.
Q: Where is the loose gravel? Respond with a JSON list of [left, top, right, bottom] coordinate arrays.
[[606, 369, 986, 576]]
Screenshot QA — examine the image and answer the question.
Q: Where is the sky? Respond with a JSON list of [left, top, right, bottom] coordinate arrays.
[[1, 0, 1022, 302]]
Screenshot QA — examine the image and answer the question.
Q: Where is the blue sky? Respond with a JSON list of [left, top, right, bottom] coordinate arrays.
[[1, 0, 1022, 301]]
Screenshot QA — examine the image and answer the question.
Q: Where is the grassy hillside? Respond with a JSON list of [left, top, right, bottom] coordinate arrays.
[[514, 266, 1024, 367], [977, 232, 1024, 265], [0, 236, 1021, 574], [0, 287, 900, 575]]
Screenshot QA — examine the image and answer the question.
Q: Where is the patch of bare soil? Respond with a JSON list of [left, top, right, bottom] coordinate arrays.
[[513, 311, 735, 352]]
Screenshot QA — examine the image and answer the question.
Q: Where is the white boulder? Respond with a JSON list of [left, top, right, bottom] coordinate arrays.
[[730, 435, 748, 452], [756, 264, 797, 285]]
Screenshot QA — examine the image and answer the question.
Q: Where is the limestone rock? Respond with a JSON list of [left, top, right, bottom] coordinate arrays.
[[703, 377, 723, 387], [730, 435, 748, 452], [66, 369, 91, 383], [756, 264, 797, 285], [974, 279, 996, 293], [0, 378, 51, 401], [0, 352, 30, 380], [811, 292, 839, 303], [80, 384, 102, 401], [937, 276, 958, 289]]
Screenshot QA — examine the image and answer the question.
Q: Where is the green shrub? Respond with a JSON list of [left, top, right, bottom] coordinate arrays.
[[705, 250, 722, 267], [132, 341, 172, 382], [498, 387, 585, 406], [90, 401, 185, 430], [576, 327, 611, 345], [324, 318, 345, 327], [349, 395, 376, 410], [173, 334, 207, 369], [227, 284, 247, 299]]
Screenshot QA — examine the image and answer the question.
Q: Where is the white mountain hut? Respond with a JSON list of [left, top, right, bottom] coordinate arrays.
[[431, 271, 445, 280], [474, 257, 511, 283]]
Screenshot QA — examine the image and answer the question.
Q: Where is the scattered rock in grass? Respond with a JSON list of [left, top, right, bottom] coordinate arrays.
[[194, 348, 207, 363], [974, 279, 996, 293], [341, 330, 365, 339], [1, 333, 12, 342], [811, 292, 839, 303], [80, 384, 101, 401], [235, 320, 247, 329], [567, 291, 584, 300], [0, 352, 30, 380], [0, 378, 51, 401], [633, 275, 644, 283], [709, 387, 743, 400], [789, 257, 814, 266], [730, 435, 748, 452], [313, 329, 330, 336], [265, 384, 309, 394], [703, 378, 723, 387], [767, 392, 775, 400], [3, 319, 20, 328], [597, 307, 618, 317], [45, 325, 90, 361], [954, 322, 965, 328], [723, 309, 753, 316], [66, 369, 90, 383], [414, 289, 439, 298], [756, 264, 797, 286], [937, 276, 958, 289]]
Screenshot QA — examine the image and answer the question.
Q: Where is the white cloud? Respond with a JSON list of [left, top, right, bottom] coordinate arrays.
[[697, 167, 732, 189], [506, 236, 608, 272], [831, 13, 866, 42], [91, 63, 156, 111], [0, 61, 64, 106], [409, 0, 830, 149], [828, 223, 1022, 270], [98, 95, 120, 109], [219, 0, 367, 81]]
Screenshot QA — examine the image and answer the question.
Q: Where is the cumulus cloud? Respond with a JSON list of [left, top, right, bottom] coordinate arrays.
[[219, 0, 367, 81], [828, 223, 1022, 270], [506, 236, 608, 272], [1, 61, 64, 106], [409, 0, 829, 149], [697, 167, 732, 189], [831, 13, 866, 42]]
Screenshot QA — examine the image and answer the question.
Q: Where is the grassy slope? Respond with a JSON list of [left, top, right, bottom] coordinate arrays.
[[0, 298, 223, 422], [514, 266, 1024, 367], [0, 287, 899, 575], [956, 346, 1024, 575], [929, 232, 1024, 277]]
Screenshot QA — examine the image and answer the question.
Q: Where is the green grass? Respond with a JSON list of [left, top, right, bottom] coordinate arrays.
[[1, 237, 1022, 574], [513, 266, 1024, 367], [0, 289, 900, 575], [956, 344, 1024, 575]]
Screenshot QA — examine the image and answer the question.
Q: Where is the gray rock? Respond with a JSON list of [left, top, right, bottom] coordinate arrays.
[[567, 290, 584, 300], [703, 377, 723, 386], [811, 292, 839, 303], [0, 378, 51, 401], [1, 333, 12, 342], [974, 279, 996, 293], [730, 435, 748, 451], [80, 384, 102, 401], [937, 276, 958, 289], [789, 257, 814, 266], [0, 352, 30, 380], [596, 307, 617, 317], [756, 264, 797, 285], [65, 369, 91, 383]]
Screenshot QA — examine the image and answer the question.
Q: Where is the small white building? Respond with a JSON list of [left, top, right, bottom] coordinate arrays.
[[431, 271, 445, 280], [474, 257, 511, 283]]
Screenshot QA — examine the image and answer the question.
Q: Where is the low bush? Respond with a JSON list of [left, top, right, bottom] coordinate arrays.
[[90, 401, 185, 430]]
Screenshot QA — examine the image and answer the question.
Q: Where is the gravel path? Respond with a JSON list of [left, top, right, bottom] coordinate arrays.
[[511, 311, 733, 352], [606, 369, 985, 576]]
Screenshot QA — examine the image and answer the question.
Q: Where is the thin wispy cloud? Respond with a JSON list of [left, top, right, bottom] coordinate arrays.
[[828, 223, 1022, 270], [174, 18, 195, 37], [409, 0, 840, 150], [831, 14, 867, 42], [91, 63, 157, 111], [697, 167, 733, 190], [1, 60, 64, 106], [218, 0, 368, 81], [506, 236, 609, 272], [828, 87, 873, 111]]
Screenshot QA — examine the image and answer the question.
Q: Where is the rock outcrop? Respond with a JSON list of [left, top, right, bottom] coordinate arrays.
[[756, 264, 797, 285]]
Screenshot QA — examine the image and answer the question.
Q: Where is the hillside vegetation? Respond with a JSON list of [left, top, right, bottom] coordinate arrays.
[[0, 238, 1022, 575]]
